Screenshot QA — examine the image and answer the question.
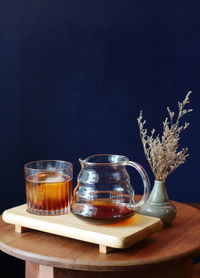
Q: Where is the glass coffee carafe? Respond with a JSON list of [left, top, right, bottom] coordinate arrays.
[[71, 154, 150, 222]]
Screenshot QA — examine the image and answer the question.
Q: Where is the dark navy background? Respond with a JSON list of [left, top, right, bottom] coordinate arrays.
[[0, 1, 200, 276]]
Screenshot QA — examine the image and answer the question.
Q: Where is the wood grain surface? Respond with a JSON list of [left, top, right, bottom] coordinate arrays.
[[25, 260, 196, 278], [193, 263, 200, 278], [0, 201, 200, 272], [2, 204, 162, 251]]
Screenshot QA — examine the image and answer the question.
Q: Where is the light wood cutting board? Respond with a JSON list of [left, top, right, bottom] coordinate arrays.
[[2, 204, 162, 253]]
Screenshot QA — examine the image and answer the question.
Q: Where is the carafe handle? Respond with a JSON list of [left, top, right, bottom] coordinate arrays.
[[126, 161, 150, 210]]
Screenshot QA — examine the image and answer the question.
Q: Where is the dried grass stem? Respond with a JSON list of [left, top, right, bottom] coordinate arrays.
[[137, 92, 193, 181]]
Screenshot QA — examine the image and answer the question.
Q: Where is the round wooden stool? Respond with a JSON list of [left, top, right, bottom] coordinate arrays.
[[0, 201, 200, 278], [193, 263, 200, 278]]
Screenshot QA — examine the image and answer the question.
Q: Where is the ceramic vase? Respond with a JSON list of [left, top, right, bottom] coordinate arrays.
[[139, 180, 176, 226]]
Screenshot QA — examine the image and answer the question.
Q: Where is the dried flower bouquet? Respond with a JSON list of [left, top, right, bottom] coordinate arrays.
[[138, 92, 193, 182]]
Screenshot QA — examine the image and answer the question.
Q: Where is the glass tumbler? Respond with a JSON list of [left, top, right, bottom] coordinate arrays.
[[24, 160, 73, 215]]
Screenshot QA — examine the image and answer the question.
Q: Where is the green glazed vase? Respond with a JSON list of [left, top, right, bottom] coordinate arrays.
[[139, 180, 176, 226]]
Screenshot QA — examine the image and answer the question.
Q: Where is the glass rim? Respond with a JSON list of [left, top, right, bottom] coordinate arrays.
[[24, 160, 73, 170], [79, 154, 129, 166]]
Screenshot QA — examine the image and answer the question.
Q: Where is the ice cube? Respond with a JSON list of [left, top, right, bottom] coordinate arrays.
[[44, 175, 66, 183]]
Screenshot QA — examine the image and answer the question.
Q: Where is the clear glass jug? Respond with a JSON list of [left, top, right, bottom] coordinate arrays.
[[71, 154, 150, 222]]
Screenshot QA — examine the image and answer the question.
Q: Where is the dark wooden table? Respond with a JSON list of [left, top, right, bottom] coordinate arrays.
[[0, 201, 200, 278]]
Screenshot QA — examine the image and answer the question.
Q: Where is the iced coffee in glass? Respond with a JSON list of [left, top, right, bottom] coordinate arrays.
[[24, 160, 72, 215]]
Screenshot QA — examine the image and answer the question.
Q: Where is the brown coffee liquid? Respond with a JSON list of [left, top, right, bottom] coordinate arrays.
[[72, 200, 135, 223], [26, 172, 72, 214], [88, 204, 134, 218]]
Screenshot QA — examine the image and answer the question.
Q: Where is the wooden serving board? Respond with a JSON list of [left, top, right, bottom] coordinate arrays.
[[2, 204, 162, 253]]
